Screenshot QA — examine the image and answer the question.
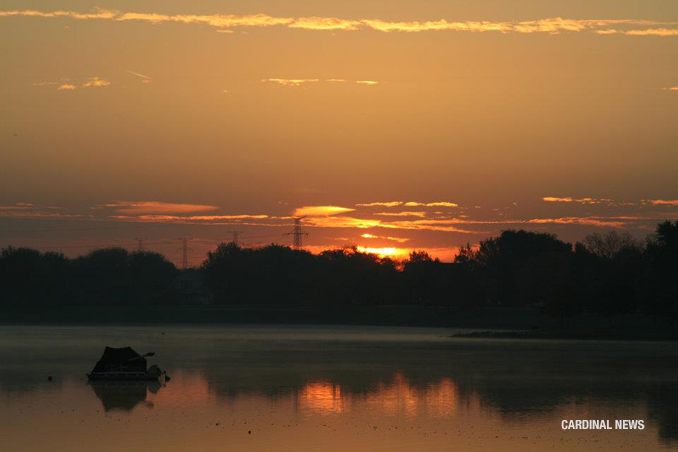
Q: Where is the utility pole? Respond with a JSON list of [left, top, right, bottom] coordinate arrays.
[[285, 216, 308, 249], [227, 230, 244, 246], [177, 238, 191, 269]]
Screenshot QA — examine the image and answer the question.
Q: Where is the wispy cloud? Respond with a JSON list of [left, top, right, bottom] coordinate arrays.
[[361, 233, 409, 243], [0, 203, 35, 210], [82, 76, 111, 88], [304, 215, 478, 233], [662, 87, 678, 91], [625, 28, 678, 36], [425, 202, 458, 207], [374, 211, 427, 218], [2, 10, 678, 37], [293, 206, 355, 216], [356, 201, 403, 207], [125, 70, 152, 83], [262, 78, 319, 86], [287, 17, 360, 31], [356, 80, 378, 85], [542, 196, 610, 204], [111, 214, 269, 222], [357, 201, 458, 208], [649, 199, 678, 206], [35, 76, 111, 90], [0, 211, 83, 219], [0, 203, 81, 219], [100, 201, 219, 214]]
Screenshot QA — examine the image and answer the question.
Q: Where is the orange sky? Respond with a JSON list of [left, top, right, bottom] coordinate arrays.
[[1, 1, 677, 264]]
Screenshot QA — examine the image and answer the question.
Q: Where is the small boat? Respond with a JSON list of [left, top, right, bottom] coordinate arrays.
[[87, 346, 164, 381]]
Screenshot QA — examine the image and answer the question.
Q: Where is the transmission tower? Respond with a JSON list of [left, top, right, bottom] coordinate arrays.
[[285, 216, 308, 249], [227, 230, 244, 246], [135, 238, 144, 252], [177, 238, 191, 269]]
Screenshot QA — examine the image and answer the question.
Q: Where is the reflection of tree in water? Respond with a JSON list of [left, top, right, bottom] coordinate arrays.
[[647, 384, 678, 446], [192, 341, 678, 444], [89, 380, 163, 412]]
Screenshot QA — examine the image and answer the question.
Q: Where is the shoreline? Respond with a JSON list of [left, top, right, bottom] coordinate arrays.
[[451, 328, 678, 342]]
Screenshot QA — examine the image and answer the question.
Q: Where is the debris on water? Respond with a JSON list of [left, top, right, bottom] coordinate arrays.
[[248, 430, 252, 435]]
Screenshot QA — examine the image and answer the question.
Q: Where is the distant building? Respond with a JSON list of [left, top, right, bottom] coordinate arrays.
[[168, 269, 215, 305]]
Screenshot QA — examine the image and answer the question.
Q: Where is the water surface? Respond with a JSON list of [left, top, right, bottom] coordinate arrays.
[[1, 325, 676, 451]]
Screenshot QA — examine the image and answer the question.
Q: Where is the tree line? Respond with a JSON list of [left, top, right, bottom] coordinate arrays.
[[1, 220, 676, 325]]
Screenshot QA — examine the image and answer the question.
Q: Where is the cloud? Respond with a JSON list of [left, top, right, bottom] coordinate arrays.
[[326, 79, 346, 83], [113, 214, 269, 222], [116, 12, 294, 28], [361, 233, 409, 243], [542, 196, 609, 204], [0, 8, 118, 20], [293, 206, 355, 217], [649, 199, 678, 206], [304, 216, 383, 229], [356, 201, 403, 207], [36, 77, 111, 90], [82, 76, 111, 88], [426, 202, 458, 207], [526, 217, 627, 227], [3, 10, 678, 36], [262, 78, 319, 86], [543, 197, 574, 202], [0, 203, 35, 210], [125, 70, 151, 82], [0, 202, 82, 219], [101, 201, 219, 214], [357, 201, 458, 208], [663, 87, 678, 91], [288, 17, 360, 31], [304, 215, 478, 233], [625, 28, 678, 37], [356, 80, 378, 85], [374, 211, 427, 218], [0, 211, 83, 219], [216, 29, 234, 34]]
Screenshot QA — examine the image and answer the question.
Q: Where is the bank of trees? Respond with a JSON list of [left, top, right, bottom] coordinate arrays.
[[0, 248, 177, 306], [1, 221, 676, 325]]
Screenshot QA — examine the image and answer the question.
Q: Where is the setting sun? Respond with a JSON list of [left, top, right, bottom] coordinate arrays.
[[356, 246, 401, 258]]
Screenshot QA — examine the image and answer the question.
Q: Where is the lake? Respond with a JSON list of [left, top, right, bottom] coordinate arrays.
[[1, 325, 676, 451]]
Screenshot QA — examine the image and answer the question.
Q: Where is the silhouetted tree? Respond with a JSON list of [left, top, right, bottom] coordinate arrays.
[[2, 221, 678, 332], [646, 221, 678, 324]]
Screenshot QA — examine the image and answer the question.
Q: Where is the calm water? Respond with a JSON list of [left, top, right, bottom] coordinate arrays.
[[1, 325, 677, 451]]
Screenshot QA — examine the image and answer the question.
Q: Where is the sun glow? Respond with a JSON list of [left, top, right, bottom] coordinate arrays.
[[356, 246, 401, 257]]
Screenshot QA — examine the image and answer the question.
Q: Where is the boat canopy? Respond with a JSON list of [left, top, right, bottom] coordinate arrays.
[[91, 347, 147, 373]]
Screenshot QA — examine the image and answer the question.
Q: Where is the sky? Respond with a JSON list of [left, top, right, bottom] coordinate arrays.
[[1, 0, 677, 265]]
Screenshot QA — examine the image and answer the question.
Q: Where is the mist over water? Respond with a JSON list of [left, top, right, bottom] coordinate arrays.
[[1, 325, 677, 451]]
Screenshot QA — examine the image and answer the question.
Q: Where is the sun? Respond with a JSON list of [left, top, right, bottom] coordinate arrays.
[[356, 246, 400, 257]]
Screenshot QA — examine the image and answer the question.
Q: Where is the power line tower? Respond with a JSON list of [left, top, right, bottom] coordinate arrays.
[[227, 230, 244, 246], [177, 238, 191, 269], [285, 216, 308, 249], [135, 238, 145, 252]]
